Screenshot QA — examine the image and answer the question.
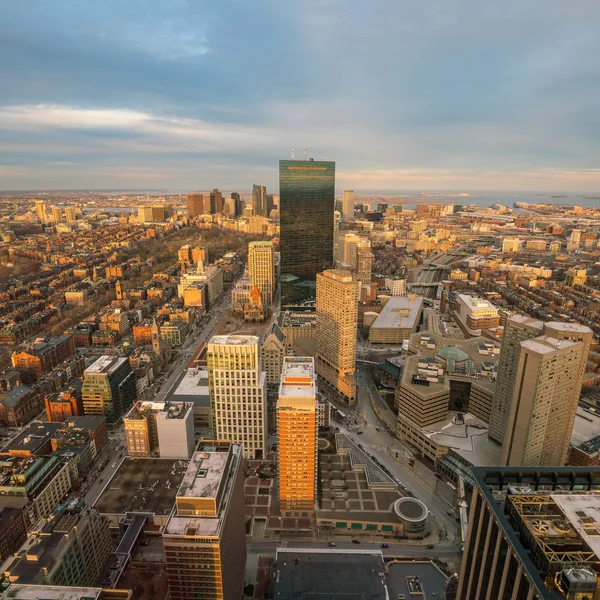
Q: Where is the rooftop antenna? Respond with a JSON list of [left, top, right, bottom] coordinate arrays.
[[304, 148, 308, 161], [291, 148, 295, 160]]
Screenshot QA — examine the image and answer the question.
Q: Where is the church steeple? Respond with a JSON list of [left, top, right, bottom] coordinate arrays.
[[152, 318, 161, 356]]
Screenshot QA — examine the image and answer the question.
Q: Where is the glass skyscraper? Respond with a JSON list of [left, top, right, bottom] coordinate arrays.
[[279, 159, 335, 305]]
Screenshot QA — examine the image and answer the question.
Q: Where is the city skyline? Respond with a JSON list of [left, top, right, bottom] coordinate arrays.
[[2, 2, 600, 191]]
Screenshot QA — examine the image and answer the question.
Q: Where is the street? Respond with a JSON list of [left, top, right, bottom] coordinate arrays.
[[153, 274, 240, 404], [331, 365, 462, 543]]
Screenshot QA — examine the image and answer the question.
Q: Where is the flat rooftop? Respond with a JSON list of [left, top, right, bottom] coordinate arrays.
[[177, 451, 228, 499], [165, 444, 241, 538], [85, 355, 128, 375], [166, 367, 210, 407], [273, 548, 387, 600], [2, 585, 102, 599], [521, 335, 580, 355], [457, 293, 498, 313], [209, 334, 258, 345], [371, 295, 423, 330], [402, 331, 499, 396], [571, 407, 600, 448], [279, 357, 316, 399], [386, 562, 447, 600], [95, 458, 189, 516], [546, 321, 593, 334], [409, 410, 501, 465], [551, 494, 600, 560]]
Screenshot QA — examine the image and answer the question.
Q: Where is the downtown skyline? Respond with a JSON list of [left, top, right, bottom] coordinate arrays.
[[2, 1, 600, 191]]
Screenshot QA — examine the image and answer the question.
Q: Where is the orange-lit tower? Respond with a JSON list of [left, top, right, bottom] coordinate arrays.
[[277, 357, 317, 515]]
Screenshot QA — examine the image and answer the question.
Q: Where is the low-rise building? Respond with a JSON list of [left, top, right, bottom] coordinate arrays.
[[124, 401, 194, 459], [565, 266, 587, 287], [0, 455, 72, 522], [11, 335, 75, 381], [278, 310, 317, 352], [1, 500, 111, 588], [453, 293, 500, 336], [159, 321, 188, 347], [0, 384, 42, 428], [45, 380, 83, 422], [368, 295, 424, 344]]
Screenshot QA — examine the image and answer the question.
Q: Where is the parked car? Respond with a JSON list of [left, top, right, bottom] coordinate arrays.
[[357, 431, 363, 435]]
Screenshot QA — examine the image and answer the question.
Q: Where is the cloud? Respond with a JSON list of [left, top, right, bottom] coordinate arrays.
[[1, 0, 600, 190]]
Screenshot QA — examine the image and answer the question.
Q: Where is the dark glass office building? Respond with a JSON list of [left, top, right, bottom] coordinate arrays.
[[279, 159, 335, 305], [458, 466, 600, 600]]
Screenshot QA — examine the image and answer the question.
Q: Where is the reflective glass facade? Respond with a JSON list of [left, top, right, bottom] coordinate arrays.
[[279, 159, 335, 305]]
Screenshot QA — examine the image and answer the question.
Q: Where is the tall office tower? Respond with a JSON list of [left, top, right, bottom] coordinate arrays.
[[458, 466, 600, 600], [81, 356, 137, 424], [501, 322, 592, 467], [207, 335, 266, 459], [488, 316, 545, 444], [163, 441, 246, 600], [266, 193, 274, 216], [224, 198, 236, 218], [490, 318, 592, 458], [342, 189, 355, 222], [248, 241, 275, 306], [355, 240, 373, 283], [316, 269, 359, 406], [279, 159, 335, 304], [202, 193, 212, 214], [138, 206, 153, 222], [252, 184, 268, 217], [64, 206, 77, 222], [210, 188, 224, 214], [277, 357, 317, 514], [187, 193, 204, 217], [51, 206, 63, 223], [34, 199, 48, 223], [231, 192, 242, 217], [150, 204, 173, 222]]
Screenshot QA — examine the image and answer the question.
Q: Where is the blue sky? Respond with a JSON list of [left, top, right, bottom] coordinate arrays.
[[1, 0, 600, 191]]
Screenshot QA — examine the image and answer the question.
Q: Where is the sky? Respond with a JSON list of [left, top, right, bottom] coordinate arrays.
[[1, 0, 600, 192]]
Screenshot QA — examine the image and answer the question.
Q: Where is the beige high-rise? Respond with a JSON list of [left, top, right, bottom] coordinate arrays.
[[342, 189, 355, 222], [488, 315, 545, 444], [316, 269, 359, 405], [248, 241, 275, 306], [277, 357, 317, 514], [207, 335, 266, 460], [34, 199, 48, 223], [500, 322, 592, 466], [355, 239, 373, 283]]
